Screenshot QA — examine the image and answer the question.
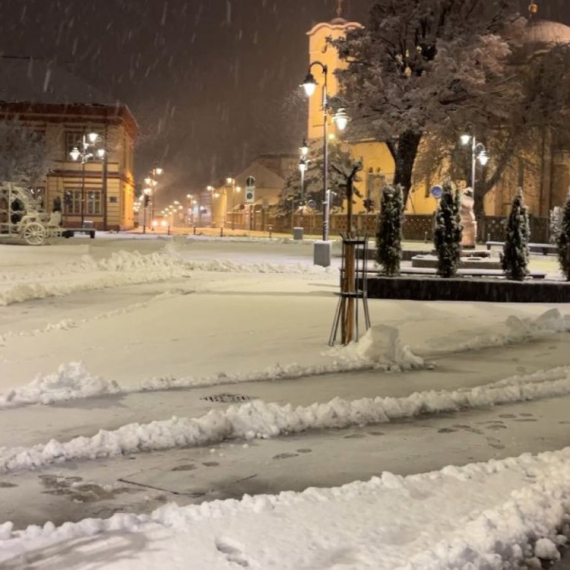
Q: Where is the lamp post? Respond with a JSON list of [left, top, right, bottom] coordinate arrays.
[[298, 138, 310, 234], [144, 167, 163, 229], [302, 64, 348, 265], [460, 132, 489, 195], [226, 178, 241, 230], [70, 132, 106, 228]]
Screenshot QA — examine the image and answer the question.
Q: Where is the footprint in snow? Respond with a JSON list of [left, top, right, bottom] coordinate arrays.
[[273, 453, 298, 460], [437, 428, 457, 434], [215, 537, 250, 568], [343, 433, 365, 439], [172, 464, 196, 472]]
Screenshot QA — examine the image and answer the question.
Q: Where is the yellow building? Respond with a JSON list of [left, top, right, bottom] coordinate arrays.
[[210, 154, 297, 229], [0, 57, 137, 230]]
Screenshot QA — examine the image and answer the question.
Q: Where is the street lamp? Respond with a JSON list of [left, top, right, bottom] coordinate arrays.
[[143, 167, 163, 229], [301, 61, 350, 265], [460, 132, 489, 194], [69, 132, 106, 227]]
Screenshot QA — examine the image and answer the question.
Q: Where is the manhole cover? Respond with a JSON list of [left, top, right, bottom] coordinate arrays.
[[201, 393, 253, 403]]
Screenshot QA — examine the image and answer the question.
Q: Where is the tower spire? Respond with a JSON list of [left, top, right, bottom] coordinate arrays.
[[337, 0, 344, 18]]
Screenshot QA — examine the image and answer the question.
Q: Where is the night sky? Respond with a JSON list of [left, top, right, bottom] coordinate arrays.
[[0, 0, 569, 204]]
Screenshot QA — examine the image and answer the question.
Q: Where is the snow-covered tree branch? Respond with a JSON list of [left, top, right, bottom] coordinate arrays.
[[0, 119, 51, 187]]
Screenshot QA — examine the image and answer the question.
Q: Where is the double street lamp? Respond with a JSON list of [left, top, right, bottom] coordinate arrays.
[[301, 62, 348, 248], [460, 132, 489, 195], [69, 132, 106, 227]]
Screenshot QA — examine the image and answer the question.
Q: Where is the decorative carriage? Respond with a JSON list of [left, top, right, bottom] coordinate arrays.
[[0, 183, 62, 245]]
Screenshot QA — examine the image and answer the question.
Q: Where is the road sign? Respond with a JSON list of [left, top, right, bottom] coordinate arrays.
[[430, 185, 443, 199], [245, 175, 255, 203]]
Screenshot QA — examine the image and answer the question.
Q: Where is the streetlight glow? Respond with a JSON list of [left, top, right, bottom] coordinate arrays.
[[333, 108, 349, 131], [97, 148, 106, 158], [300, 139, 309, 157], [87, 132, 99, 144], [478, 150, 489, 166], [460, 134, 472, 146], [70, 147, 81, 161], [302, 72, 318, 97]]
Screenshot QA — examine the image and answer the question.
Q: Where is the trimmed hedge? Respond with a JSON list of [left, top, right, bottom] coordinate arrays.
[[363, 276, 570, 303]]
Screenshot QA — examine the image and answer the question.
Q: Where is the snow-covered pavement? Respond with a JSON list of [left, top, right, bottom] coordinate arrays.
[[0, 236, 569, 568]]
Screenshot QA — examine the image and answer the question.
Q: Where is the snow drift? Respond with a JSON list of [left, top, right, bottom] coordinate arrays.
[[2, 364, 570, 473], [0, 448, 569, 569], [0, 363, 120, 409]]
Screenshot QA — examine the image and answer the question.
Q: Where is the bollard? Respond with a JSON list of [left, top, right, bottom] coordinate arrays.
[[193, 226, 197, 235], [220, 226, 224, 238], [268, 225, 273, 239], [424, 231, 428, 244]]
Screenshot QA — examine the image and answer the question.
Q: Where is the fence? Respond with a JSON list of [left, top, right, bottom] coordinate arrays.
[[223, 212, 550, 243]]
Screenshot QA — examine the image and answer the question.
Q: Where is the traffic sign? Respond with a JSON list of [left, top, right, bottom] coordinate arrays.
[[246, 176, 255, 203], [430, 185, 443, 199]]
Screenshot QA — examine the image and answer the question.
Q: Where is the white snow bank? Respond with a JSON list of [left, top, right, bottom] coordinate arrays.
[[1, 449, 570, 569], [417, 308, 570, 356], [0, 363, 120, 410], [331, 325, 425, 370], [142, 359, 372, 391], [3, 365, 570, 473], [0, 249, 336, 306]]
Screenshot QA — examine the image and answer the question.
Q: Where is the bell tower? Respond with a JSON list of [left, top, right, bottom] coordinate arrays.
[[306, 7, 361, 140]]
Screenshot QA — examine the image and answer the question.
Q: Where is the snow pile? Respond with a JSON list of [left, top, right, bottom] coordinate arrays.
[[3, 366, 570, 473], [419, 308, 570, 356], [331, 325, 425, 370], [143, 359, 373, 392], [0, 249, 336, 306], [0, 362, 120, 410], [0, 449, 569, 569]]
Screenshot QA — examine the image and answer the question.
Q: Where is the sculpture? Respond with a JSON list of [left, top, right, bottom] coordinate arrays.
[[460, 188, 477, 248]]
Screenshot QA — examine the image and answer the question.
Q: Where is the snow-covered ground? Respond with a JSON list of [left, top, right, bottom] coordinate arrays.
[[0, 235, 569, 568]]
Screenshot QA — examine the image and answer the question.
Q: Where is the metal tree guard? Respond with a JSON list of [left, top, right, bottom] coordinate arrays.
[[329, 234, 371, 346]]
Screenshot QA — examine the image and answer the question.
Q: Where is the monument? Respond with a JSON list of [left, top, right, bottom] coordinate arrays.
[[461, 188, 477, 248]]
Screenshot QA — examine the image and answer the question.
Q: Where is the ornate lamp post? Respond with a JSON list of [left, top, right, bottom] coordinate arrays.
[[302, 64, 348, 265], [69, 132, 105, 227]]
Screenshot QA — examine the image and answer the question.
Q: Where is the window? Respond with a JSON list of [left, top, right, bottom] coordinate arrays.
[[65, 190, 82, 215], [65, 132, 83, 156], [64, 130, 103, 158], [87, 191, 102, 215]]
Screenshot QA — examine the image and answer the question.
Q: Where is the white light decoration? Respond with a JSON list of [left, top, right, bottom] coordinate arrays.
[[70, 147, 81, 161], [460, 134, 472, 146], [97, 148, 105, 158], [88, 132, 99, 144]]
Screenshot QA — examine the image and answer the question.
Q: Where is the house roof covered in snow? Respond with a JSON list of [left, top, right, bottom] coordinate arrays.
[[0, 56, 121, 107]]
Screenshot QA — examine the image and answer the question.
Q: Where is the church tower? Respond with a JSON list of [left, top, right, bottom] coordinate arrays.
[[306, 1, 360, 140]]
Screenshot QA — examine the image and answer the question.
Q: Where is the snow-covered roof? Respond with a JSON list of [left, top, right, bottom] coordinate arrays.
[[525, 20, 570, 46], [0, 56, 121, 107]]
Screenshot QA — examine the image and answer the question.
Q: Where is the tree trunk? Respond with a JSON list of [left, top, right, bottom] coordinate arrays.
[[392, 130, 422, 208]]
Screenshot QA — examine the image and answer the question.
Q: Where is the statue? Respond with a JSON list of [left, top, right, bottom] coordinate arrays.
[[460, 188, 477, 248]]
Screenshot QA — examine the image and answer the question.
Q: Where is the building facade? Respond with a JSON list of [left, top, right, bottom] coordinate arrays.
[[306, 15, 570, 219], [0, 57, 137, 230]]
